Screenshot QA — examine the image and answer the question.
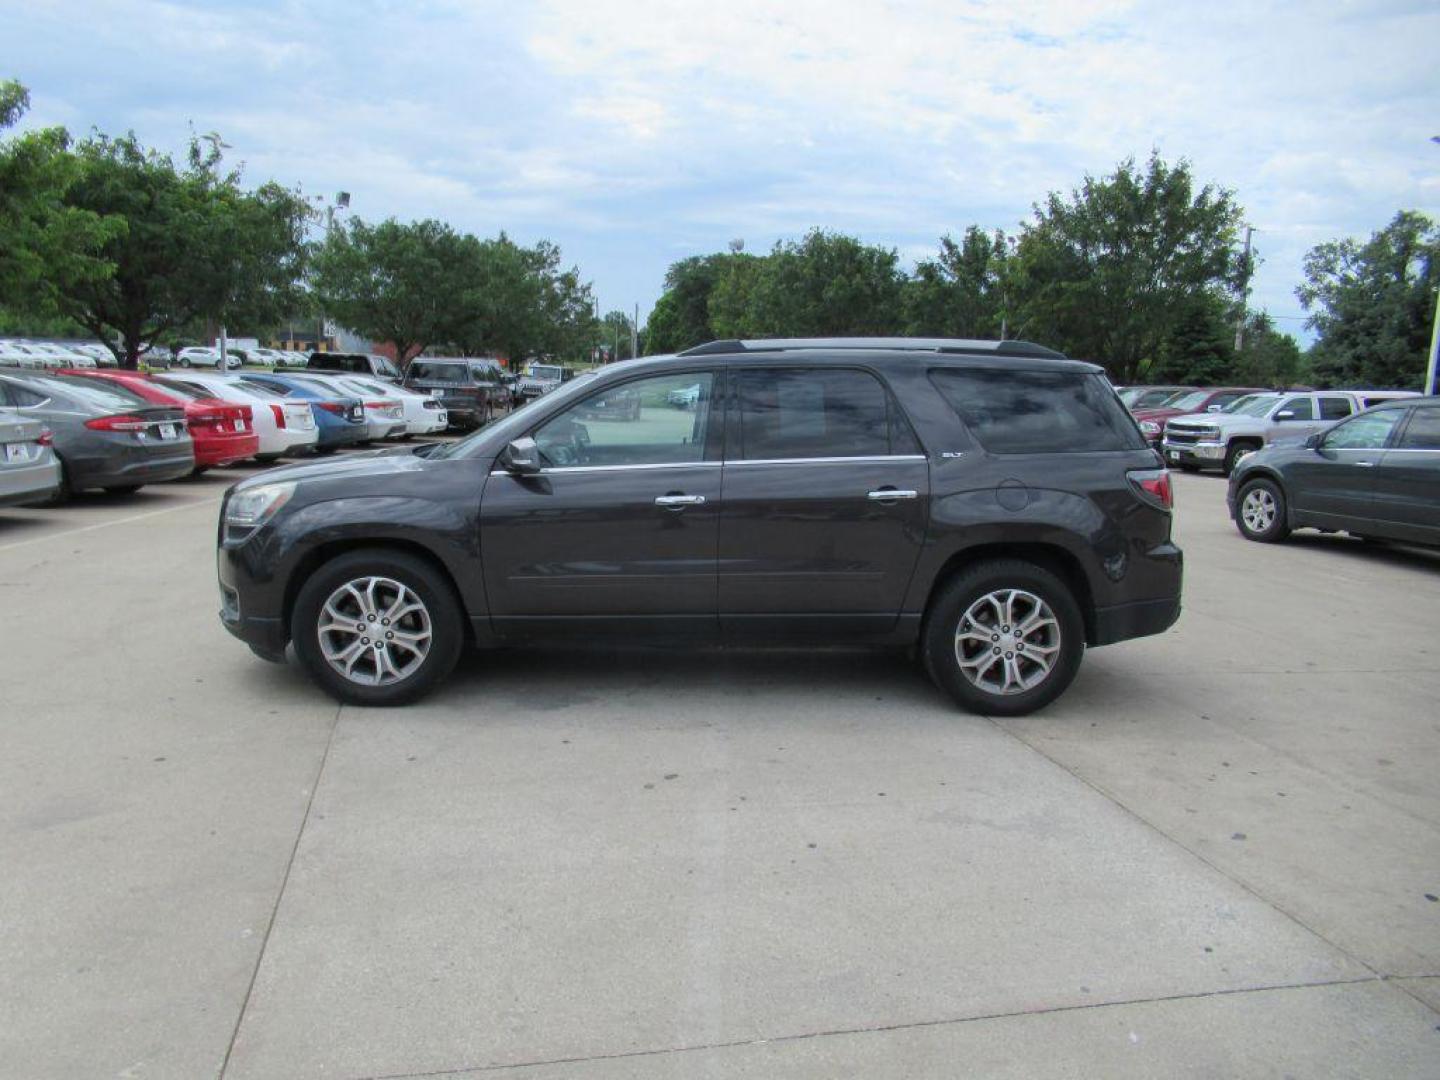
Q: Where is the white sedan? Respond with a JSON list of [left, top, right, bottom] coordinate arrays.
[[288, 374, 407, 441], [156, 372, 319, 459], [338, 375, 447, 436]]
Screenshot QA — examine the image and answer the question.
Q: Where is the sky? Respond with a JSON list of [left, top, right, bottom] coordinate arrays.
[[4, 0, 1439, 344]]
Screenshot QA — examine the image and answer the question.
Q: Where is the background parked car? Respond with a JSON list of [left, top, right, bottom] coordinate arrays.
[[175, 347, 242, 370], [305, 352, 403, 383], [1118, 385, 1195, 410], [0, 371, 193, 498], [61, 369, 259, 471], [1130, 387, 1268, 446], [0, 407, 61, 506], [1164, 389, 1420, 475], [1229, 397, 1440, 548], [156, 372, 318, 461], [402, 358, 505, 430], [285, 374, 405, 441], [332, 375, 447, 436], [237, 372, 370, 451]]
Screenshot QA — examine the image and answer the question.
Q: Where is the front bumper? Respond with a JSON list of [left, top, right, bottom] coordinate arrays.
[[1160, 438, 1225, 468]]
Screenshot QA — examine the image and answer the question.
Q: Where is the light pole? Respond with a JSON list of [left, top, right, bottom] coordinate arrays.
[[1427, 138, 1439, 395], [312, 192, 350, 350], [1234, 224, 1255, 353]]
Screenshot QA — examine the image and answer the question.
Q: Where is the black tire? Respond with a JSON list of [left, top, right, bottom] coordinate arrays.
[[291, 548, 464, 706], [1234, 477, 1290, 543], [922, 559, 1086, 717], [1177, 463, 1200, 473], [1223, 440, 1260, 477], [35, 457, 75, 505], [179, 357, 191, 368], [108, 484, 142, 495]]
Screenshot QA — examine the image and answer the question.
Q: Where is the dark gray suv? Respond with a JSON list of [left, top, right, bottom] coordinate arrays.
[[217, 338, 1183, 714]]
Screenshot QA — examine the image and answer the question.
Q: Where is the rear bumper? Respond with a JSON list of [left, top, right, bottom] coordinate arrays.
[[70, 447, 195, 489], [0, 457, 62, 505], [195, 433, 260, 467], [1091, 596, 1181, 646]]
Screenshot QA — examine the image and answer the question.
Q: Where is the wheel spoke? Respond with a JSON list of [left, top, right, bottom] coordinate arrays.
[[318, 575, 432, 687]]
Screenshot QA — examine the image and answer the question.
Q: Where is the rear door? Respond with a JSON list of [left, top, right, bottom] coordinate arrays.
[[718, 367, 928, 638], [1370, 407, 1440, 545], [481, 369, 723, 637]]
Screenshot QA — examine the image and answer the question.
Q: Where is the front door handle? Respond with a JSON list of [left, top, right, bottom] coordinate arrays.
[[655, 494, 706, 509], [867, 489, 919, 501]]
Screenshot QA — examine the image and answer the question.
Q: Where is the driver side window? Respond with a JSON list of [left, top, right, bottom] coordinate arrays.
[[534, 372, 716, 468], [1322, 409, 1401, 450]]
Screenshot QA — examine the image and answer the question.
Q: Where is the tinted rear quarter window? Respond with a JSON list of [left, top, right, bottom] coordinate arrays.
[[1398, 408, 1440, 450], [735, 368, 891, 459], [929, 369, 1144, 453], [409, 362, 466, 382]]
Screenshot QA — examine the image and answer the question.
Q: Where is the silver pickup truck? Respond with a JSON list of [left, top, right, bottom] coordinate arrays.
[[1162, 389, 1418, 475]]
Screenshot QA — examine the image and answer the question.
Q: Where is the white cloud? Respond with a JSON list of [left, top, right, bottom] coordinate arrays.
[[3, 0, 1437, 333]]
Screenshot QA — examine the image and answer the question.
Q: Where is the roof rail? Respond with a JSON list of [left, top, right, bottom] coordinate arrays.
[[676, 337, 1066, 359]]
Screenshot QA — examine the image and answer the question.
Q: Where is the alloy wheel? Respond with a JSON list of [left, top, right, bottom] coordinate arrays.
[[1241, 487, 1276, 533], [953, 588, 1061, 696], [317, 576, 433, 686]]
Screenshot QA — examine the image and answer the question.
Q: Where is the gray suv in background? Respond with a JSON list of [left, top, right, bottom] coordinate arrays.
[[1162, 389, 1419, 475]]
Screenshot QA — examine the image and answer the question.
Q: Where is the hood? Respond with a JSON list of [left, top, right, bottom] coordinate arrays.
[[231, 443, 427, 493]]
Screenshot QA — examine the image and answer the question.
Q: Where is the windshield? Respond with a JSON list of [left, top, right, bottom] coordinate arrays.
[[529, 365, 563, 380], [1165, 390, 1211, 411], [1229, 395, 1281, 417], [409, 362, 467, 382]]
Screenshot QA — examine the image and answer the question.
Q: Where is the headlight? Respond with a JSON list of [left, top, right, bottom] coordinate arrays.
[[225, 482, 296, 528], [1139, 420, 1161, 435]]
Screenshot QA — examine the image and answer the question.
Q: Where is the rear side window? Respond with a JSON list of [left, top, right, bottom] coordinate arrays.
[[929, 369, 1144, 453], [1318, 397, 1353, 420], [734, 369, 892, 459], [1397, 409, 1440, 450]]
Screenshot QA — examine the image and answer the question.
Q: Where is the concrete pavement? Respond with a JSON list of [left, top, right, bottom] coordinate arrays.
[[0, 469, 1436, 1079]]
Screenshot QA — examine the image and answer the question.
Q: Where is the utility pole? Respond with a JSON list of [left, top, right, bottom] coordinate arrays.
[[1234, 225, 1254, 353]]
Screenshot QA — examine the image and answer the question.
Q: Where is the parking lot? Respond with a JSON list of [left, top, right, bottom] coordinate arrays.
[[1, 464, 1437, 1078]]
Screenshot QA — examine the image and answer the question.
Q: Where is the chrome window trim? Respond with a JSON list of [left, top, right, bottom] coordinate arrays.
[[725, 454, 928, 467], [486, 454, 929, 477]]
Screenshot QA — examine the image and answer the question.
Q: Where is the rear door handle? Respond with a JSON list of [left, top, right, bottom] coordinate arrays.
[[655, 494, 706, 508], [867, 489, 919, 501]]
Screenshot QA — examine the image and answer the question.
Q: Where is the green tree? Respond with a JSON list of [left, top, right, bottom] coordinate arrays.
[[20, 129, 309, 367], [1147, 292, 1234, 384], [599, 309, 635, 361], [1011, 152, 1243, 382], [1233, 312, 1306, 388], [903, 226, 1013, 338], [0, 79, 120, 329], [1297, 210, 1438, 389], [643, 254, 730, 353], [311, 217, 490, 366], [701, 230, 906, 339]]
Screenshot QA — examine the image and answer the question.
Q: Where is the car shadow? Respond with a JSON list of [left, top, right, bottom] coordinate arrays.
[[1287, 530, 1440, 572]]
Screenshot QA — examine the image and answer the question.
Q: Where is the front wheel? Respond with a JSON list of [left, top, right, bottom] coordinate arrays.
[[923, 560, 1085, 717], [1235, 478, 1290, 543], [291, 549, 464, 706], [1223, 440, 1259, 477]]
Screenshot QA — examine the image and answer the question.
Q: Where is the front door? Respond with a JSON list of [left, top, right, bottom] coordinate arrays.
[[718, 367, 929, 638], [481, 370, 723, 638], [1288, 408, 1403, 526]]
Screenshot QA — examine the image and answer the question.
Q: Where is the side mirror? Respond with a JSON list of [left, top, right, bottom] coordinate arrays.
[[1304, 432, 1322, 450], [1206, 404, 1223, 412], [501, 437, 541, 475], [1274, 410, 1296, 421]]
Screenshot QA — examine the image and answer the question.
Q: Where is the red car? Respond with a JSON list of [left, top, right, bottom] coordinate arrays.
[[59, 369, 259, 469], [1131, 387, 1269, 447]]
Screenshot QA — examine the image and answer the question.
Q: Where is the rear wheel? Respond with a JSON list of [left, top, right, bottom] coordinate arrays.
[[1235, 477, 1290, 543], [291, 549, 464, 706], [923, 560, 1085, 717], [108, 484, 142, 495], [179, 357, 192, 368]]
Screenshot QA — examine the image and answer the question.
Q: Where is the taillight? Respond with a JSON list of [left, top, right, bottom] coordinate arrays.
[[37, 427, 53, 446], [317, 401, 344, 414], [1128, 468, 1173, 510], [85, 414, 149, 432], [270, 403, 286, 428], [364, 401, 387, 409]]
